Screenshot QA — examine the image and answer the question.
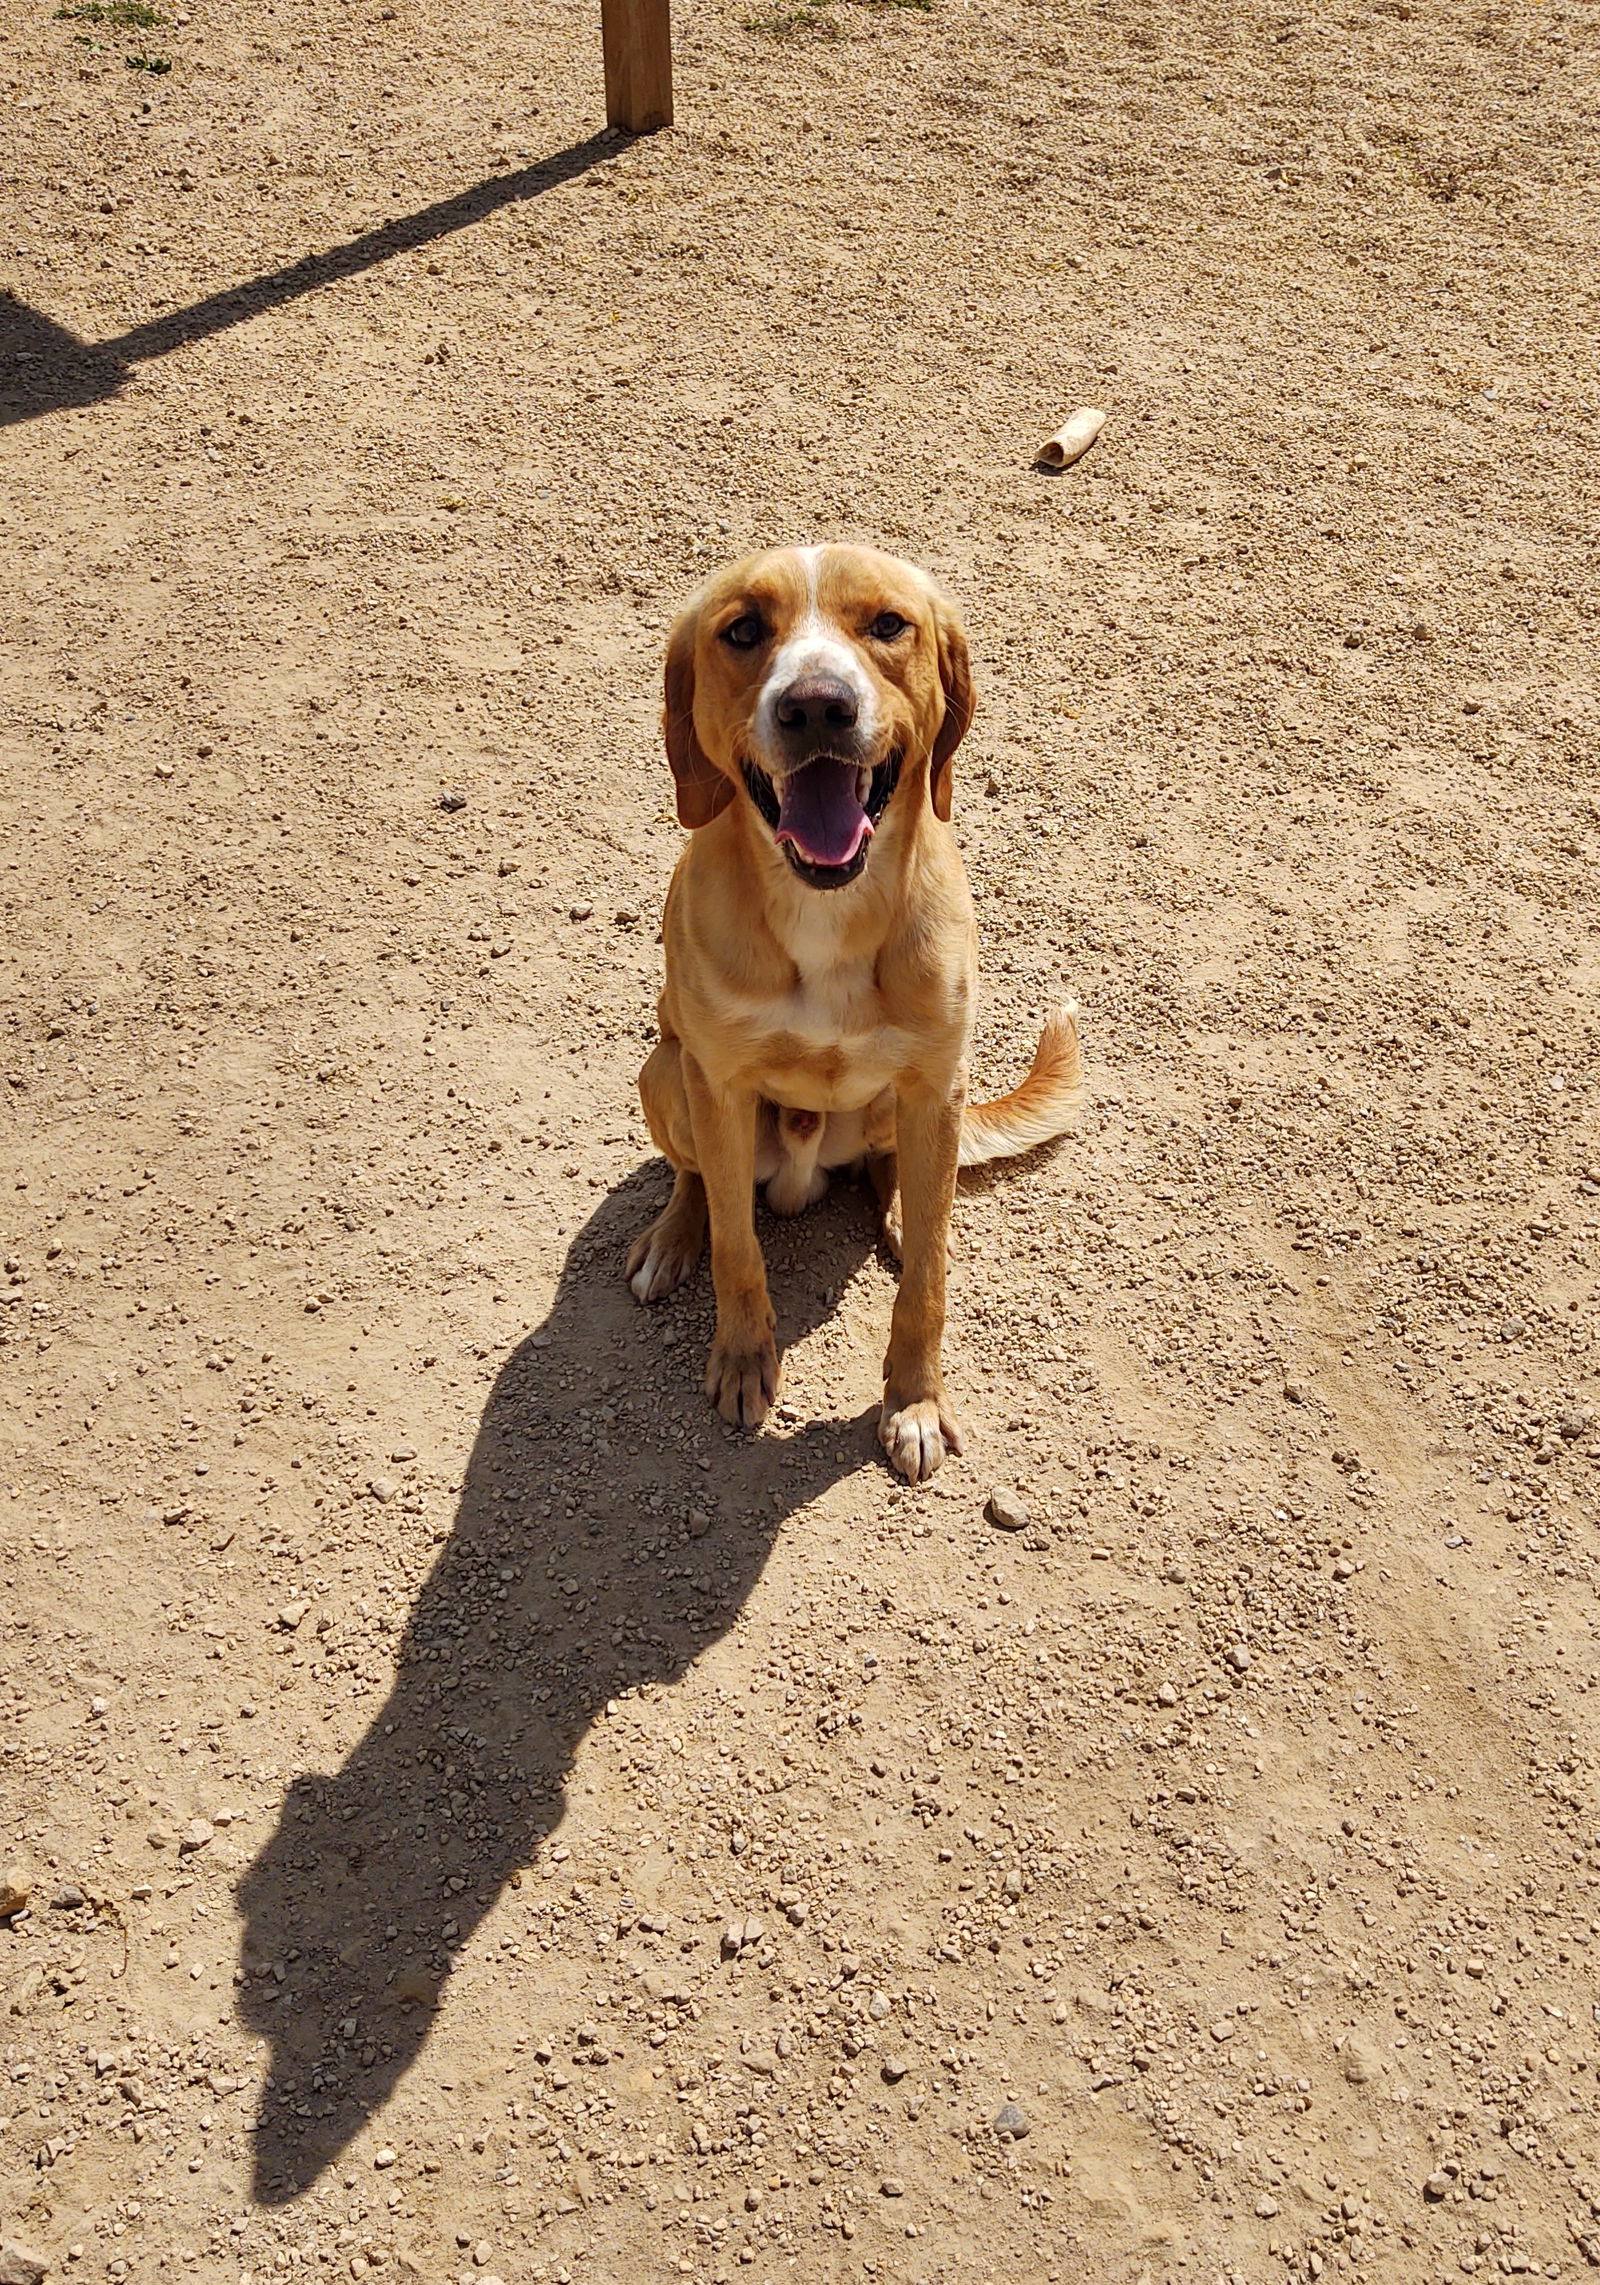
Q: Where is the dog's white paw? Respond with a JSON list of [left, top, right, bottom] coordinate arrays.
[[878, 1396, 965, 1484], [765, 1163, 829, 1218], [627, 1217, 702, 1303]]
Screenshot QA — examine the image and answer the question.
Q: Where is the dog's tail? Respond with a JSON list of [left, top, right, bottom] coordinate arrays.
[[959, 1002, 1083, 1168]]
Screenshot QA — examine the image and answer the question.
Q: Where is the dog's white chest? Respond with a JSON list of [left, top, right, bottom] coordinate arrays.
[[764, 931, 902, 1109]]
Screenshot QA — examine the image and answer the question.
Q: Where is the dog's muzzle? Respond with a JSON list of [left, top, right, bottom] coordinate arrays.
[[742, 752, 902, 890]]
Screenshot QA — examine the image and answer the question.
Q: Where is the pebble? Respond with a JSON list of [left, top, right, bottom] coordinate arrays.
[[880, 2177, 905, 2197], [0, 2243, 49, 2285], [278, 1603, 309, 1631], [881, 2056, 909, 2084], [868, 1991, 892, 2019], [1255, 2195, 1280, 2218], [1156, 1682, 1179, 1708], [994, 2100, 1029, 2138], [1282, 1381, 1306, 1404], [0, 1869, 30, 1918], [1333, 1558, 1356, 1580], [744, 2189, 763, 2213], [367, 1475, 398, 1503], [50, 1883, 85, 1909], [374, 2146, 397, 2169], [1210, 2019, 1235, 2042], [1559, 1406, 1593, 1439], [1226, 1645, 1252, 1673], [985, 1485, 1030, 1532], [179, 1819, 215, 1854], [438, 789, 468, 812], [569, 901, 593, 921], [1423, 2170, 1452, 2200]]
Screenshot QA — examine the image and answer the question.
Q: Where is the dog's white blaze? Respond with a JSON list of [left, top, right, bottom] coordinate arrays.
[[753, 544, 878, 767]]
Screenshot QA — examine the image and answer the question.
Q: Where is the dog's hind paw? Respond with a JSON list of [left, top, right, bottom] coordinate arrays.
[[627, 1214, 704, 1303], [878, 1396, 965, 1484]]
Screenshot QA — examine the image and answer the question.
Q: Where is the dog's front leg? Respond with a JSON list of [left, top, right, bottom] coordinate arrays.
[[878, 1069, 967, 1483], [684, 1055, 778, 1429]]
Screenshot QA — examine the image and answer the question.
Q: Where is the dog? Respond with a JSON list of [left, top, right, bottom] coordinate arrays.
[[627, 545, 1080, 1482]]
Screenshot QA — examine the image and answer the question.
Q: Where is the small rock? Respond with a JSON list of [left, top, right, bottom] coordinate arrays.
[[1226, 1644, 1252, 1673], [1156, 1682, 1179, 1708], [881, 2055, 909, 2084], [721, 1920, 746, 1957], [1423, 2170, 1451, 2201], [994, 2100, 1029, 2138], [277, 1602, 308, 1631], [367, 1476, 398, 1504], [868, 1991, 891, 2020], [1002, 1867, 1023, 1900], [1332, 1558, 1356, 1580], [744, 2188, 763, 2213], [0, 2242, 49, 2285], [0, 1868, 29, 1919], [50, 1883, 85, 1909], [784, 1900, 808, 1926], [1209, 2019, 1235, 2042], [1282, 1382, 1306, 1404], [179, 1819, 215, 1855], [374, 2146, 396, 2169], [986, 1486, 1030, 1532], [1341, 2033, 1383, 2085], [880, 2176, 905, 2197], [391, 1444, 418, 1462], [438, 789, 468, 812], [1255, 2195, 1280, 2218], [569, 901, 593, 921], [1559, 1406, 1593, 1439]]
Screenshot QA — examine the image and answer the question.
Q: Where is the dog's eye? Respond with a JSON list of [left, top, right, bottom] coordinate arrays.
[[721, 614, 767, 649], [868, 611, 909, 641]]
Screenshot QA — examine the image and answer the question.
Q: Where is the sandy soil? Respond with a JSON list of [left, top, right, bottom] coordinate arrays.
[[3, 0, 1599, 2276]]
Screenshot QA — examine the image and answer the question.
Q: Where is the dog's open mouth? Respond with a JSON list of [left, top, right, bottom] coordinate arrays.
[[742, 752, 902, 890]]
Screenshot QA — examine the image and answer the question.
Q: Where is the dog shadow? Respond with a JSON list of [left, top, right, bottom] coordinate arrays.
[[234, 1162, 878, 2202]]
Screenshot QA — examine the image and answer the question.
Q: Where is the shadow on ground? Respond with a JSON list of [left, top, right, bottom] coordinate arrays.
[[1, 133, 617, 426], [235, 1163, 878, 2202]]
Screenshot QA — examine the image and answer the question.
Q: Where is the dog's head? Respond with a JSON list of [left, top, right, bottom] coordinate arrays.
[[662, 545, 974, 890]]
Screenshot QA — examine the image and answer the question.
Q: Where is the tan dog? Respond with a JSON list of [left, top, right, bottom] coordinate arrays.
[[628, 545, 1080, 1482]]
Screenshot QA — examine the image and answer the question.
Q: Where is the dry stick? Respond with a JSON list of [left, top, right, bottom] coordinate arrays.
[[1036, 407, 1106, 468], [602, 0, 674, 133]]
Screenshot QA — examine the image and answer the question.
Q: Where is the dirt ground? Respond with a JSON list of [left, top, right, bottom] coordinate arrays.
[[3, 0, 1599, 2274]]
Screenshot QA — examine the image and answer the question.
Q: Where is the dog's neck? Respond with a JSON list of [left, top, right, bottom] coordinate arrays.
[[736, 769, 957, 972]]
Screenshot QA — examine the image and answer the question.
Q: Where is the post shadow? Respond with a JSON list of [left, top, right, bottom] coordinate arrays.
[[234, 1162, 876, 2203], [1, 132, 617, 427]]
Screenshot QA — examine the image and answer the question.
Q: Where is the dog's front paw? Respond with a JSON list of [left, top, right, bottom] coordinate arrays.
[[705, 1326, 779, 1430], [878, 1395, 965, 1484]]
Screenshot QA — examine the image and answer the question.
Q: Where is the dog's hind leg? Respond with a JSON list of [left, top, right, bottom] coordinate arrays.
[[628, 1037, 708, 1302], [868, 1150, 903, 1261]]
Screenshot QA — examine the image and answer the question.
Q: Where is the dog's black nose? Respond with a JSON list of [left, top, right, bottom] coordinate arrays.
[[774, 675, 860, 735]]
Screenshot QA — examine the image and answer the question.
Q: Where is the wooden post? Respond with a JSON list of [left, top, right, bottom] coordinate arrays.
[[602, 0, 673, 133]]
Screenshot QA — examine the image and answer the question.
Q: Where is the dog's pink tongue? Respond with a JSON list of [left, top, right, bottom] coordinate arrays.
[[775, 759, 871, 869]]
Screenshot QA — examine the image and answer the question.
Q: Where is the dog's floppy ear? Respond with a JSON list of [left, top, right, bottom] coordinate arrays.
[[928, 591, 974, 824], [663, 605, 734, 830]]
